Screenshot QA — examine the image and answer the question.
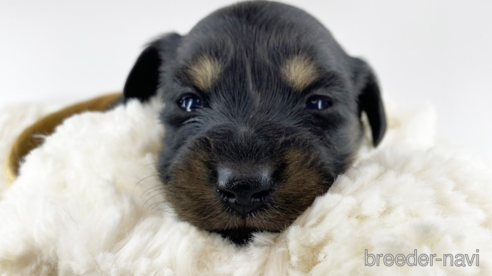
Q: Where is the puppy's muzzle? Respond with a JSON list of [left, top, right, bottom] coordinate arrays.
[[216, 165, 273, 215], [163, 122, 330, 235]]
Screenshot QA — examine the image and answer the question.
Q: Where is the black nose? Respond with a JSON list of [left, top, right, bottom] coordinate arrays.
[[216, 166, 273, 215]]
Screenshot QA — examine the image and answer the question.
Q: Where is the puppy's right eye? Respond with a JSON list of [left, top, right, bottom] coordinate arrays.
[[178, 94, 203, 112]]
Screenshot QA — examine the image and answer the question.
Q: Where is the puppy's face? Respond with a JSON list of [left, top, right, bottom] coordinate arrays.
[[124, 2, 386, 244]]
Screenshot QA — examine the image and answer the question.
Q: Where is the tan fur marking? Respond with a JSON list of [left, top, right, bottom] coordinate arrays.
[[282, 56, 319, 91], [187, 56, 222, 90]]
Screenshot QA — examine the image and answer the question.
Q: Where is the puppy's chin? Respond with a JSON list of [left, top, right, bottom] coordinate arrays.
[[213, 227, 263, 245]]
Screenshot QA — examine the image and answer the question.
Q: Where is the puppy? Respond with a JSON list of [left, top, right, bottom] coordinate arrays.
[[123, 1, 386, 244]]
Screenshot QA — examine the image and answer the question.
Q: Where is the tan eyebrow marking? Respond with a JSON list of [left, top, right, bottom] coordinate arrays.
[[281, 55, 319, 91], [187, 56, 222, 91]]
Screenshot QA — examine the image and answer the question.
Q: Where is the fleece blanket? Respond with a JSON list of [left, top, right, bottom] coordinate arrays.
[[0, 98, 491, 276]]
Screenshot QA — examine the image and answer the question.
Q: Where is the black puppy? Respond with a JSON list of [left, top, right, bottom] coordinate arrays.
[[123, 1, 386, 244]]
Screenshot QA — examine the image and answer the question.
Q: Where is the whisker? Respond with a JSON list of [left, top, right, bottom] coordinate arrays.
[[131, 173, 160, 195], [141, 162, 160, 169], [143, 189, 168, 209], [148, 199, 170, 212], [140, 184, 165, 199]]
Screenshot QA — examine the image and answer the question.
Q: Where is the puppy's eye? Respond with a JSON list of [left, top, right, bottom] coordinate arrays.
[[305, 95, 331, 110], [178, 94, 203, 112]]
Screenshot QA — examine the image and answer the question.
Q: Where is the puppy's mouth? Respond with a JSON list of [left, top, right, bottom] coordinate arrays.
[[211, 207, 290, 244]]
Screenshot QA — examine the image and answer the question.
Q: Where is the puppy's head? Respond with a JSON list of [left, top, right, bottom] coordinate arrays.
[[124, 2, 386, 244]]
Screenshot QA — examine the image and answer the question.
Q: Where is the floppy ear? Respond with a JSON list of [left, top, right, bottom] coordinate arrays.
[[351, 58, 387, 146], [123, 33, 182, 102]]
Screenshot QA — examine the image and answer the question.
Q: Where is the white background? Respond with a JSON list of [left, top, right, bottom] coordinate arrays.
[[1, 0, 491, 165]]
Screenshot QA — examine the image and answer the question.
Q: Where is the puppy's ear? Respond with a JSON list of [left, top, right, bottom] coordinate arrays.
[[351, 58, 387, 146], [123, 33, 182, 102]]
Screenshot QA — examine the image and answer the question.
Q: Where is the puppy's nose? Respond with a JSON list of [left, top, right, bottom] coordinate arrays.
[[216, 166, 272, 215]]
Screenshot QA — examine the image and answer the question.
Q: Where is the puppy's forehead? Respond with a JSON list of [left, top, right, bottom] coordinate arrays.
[[181, 51, 321, 93], [171, 0, 351, 94]]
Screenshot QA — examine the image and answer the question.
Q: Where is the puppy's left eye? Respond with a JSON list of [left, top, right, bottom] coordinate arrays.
[[306, 95, 331, 110], [178, 94, 203, 112]]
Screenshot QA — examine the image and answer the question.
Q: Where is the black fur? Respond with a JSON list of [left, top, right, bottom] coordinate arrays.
[[123, 1, 386, 245]]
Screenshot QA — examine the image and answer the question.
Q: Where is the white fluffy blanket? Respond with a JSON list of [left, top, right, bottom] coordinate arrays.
[[0, 99, 491, 276]]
